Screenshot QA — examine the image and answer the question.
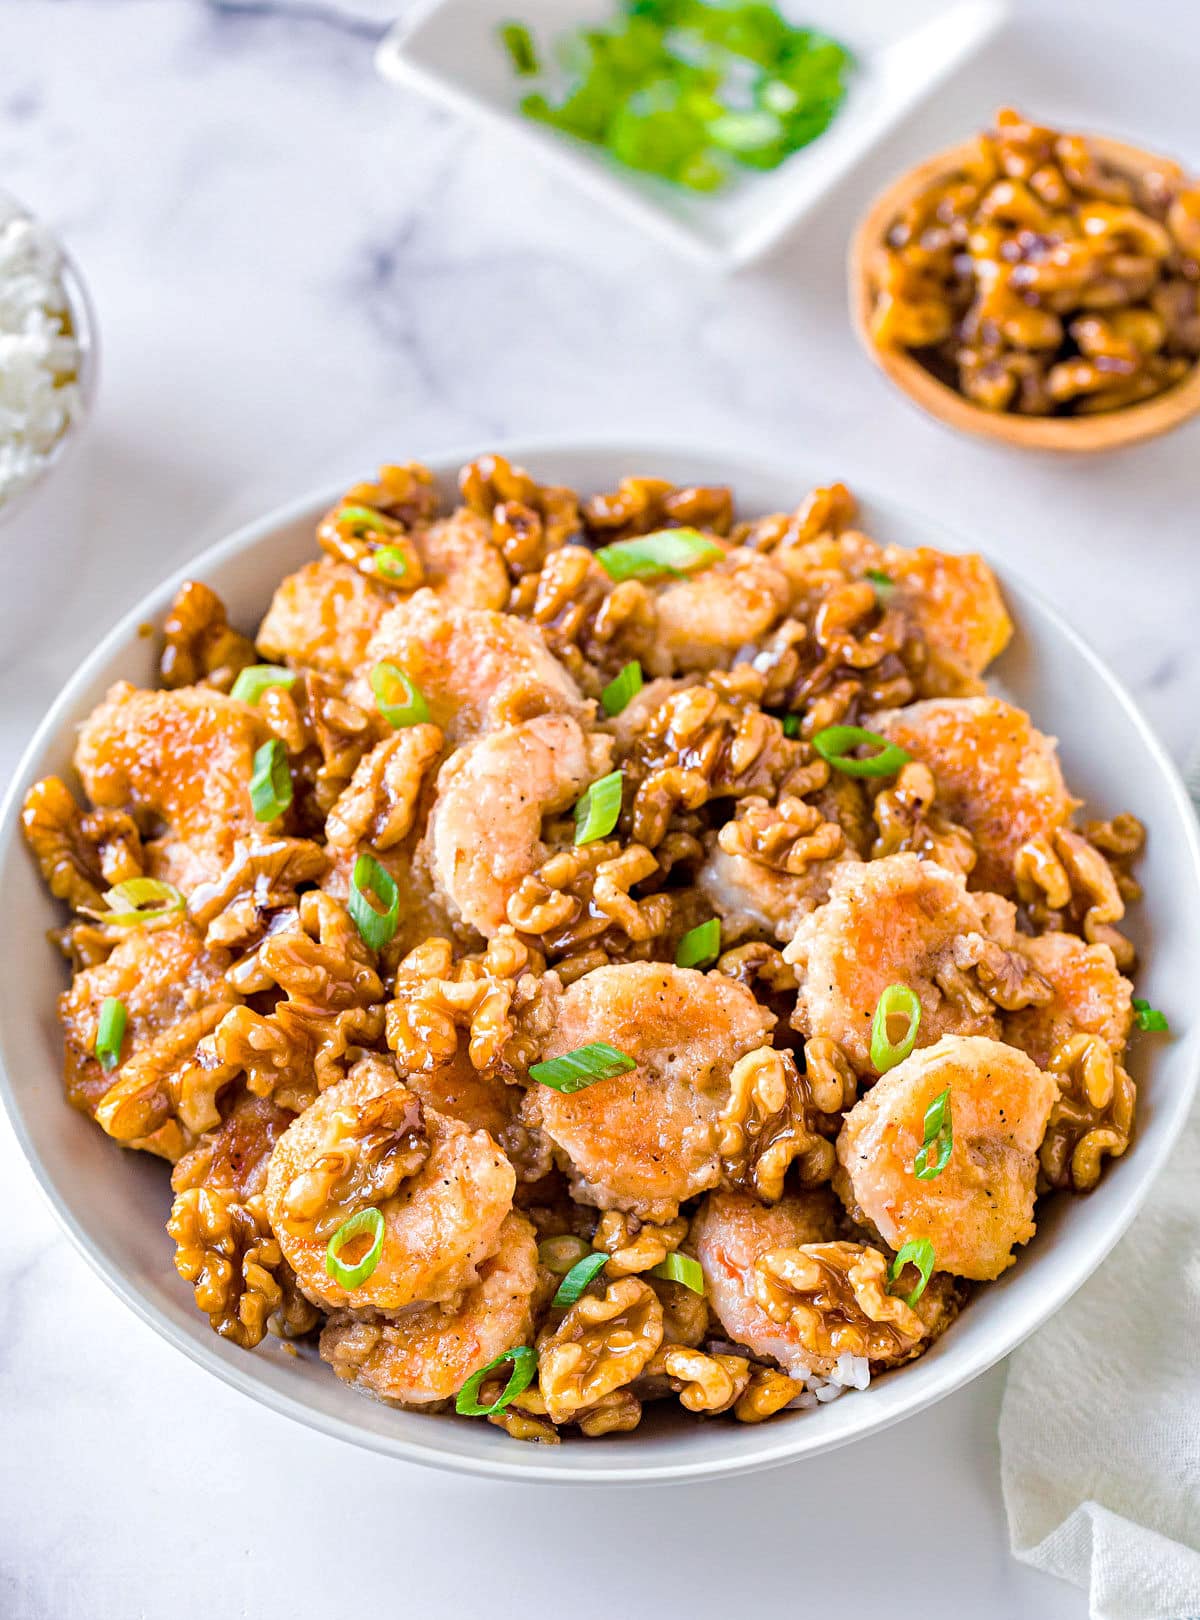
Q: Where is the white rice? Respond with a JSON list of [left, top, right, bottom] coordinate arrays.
[[705, 1338, 872, 1411], [0, 194, 82, 510]]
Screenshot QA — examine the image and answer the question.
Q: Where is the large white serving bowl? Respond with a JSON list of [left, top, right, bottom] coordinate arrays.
[[1, 442, 1197, 1485]]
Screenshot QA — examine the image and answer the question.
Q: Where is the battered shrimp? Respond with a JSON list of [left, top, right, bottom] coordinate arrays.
[[697, 839, 856, 944], [836, 1034, 1057, 1280], [1005, 931, 1133, 1069], [264, 1055, 515, 1312], [319, 1211, 539, 1405], [352, 590, 588, 745], [784, 853, 1010, 1073], [425, 714, 613, 937], [692, 1189, 839, 1375], [257, 558, 391, 678], [867, 697, 1074, 895], [647, 550, 791, 675], [416, 508, 509, 610], [879, 545, 1013, 693], [520, 962, 775, 1221]]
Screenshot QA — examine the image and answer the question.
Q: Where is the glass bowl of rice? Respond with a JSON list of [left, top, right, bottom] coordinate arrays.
[[0, 190, 97, 653]]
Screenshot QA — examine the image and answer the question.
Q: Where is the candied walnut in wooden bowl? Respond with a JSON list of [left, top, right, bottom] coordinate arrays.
[[849, 108, 1200, 452]]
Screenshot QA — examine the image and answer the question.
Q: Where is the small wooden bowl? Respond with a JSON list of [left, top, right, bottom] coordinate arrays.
[[849, 134, 1200, 453]]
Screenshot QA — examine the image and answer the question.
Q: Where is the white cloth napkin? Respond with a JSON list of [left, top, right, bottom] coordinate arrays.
[[999, 768, 1200, 1619]]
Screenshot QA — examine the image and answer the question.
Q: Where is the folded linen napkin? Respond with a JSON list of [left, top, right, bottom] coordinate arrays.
[[999, 763, 1200, 1620]]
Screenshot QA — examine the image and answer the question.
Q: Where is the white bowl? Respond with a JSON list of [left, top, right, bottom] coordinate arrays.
[[1, 440, 1197, 1485], [376, 0, 1006, 269]]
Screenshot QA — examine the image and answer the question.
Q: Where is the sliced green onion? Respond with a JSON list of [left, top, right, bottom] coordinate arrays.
[[573, 769, 623, 845], [676, 918, 721, 970], [230, 664, 297, 705], [537, 1235, 590, 1276], [888, 1239, 935, 1308], [1132, 996, 1169, 1033], [649, 1252, 705, 1295], [455, 1345, 538, 1417], [913, 1086, 953, 1181], [95, 997, 127, 1072], [530, 1041, 636, 1094], [325, 1206, 385, 1289], [370, 661, 429, 728], [370, 546, 410, 582], [600, 659, 643, 717], [552, 1251, 609, 1307], [338, 503, 388, 536], [249, 738, 293, 823], [870, 983, 921, 1073], [499, 20, 539, 75], [348, 852, 400, 951], [95, 877, 185, 927], [594, 528, 725, 583], [812, 724, 910, 778], [865, 567, 896, 604], [782, 714, 801, 738]]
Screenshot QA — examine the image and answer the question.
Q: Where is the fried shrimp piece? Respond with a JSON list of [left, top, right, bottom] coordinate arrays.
[[697, 796, 855, 943], [265, 1055, 515, 1312], [647, 549, 791, 675], [692, 1188, 841, 1375], [785, 853, 1019, 1074], [353, 589, 590, 745], [257, 558, 391, 678], [425, 714, 613, 937], [416, 508, 509, 610], [836, 1034, 1057, 1280], [59, 919, 238, 1158], [1005, 931, 1133, 1069], [521, 962, 775, 1221], [867, 697, 1074, 895], [74, 681, 274, 891], [880, 545, 1013, 693], [319, 1212, 539, 1405]]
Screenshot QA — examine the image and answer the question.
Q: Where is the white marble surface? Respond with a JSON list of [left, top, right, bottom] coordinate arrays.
[[2, 1, 1198, 1615]]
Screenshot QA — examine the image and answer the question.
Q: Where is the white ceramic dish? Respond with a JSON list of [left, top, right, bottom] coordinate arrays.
[[1, 440, 1197, 1486], [376, 0, 1006, 269]]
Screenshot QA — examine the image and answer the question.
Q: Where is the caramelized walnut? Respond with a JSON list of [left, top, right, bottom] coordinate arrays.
[[21, 776, 144, 914], [752, 1242, 928, 1368], [717, 794, 844, 874], [733, 1367, 801, 1422], [1041, 1032, 1135, 1192], [506, 839, 673, 969], [188, 838, 329, 951], [582, 476, 732, 541], [718, 1044, 855, 1199], [871, 762, 975, 876], [160, 581, 256, 691], [278, 1085, 428, 1240], [593, 1211, 688, 1277], [645, 1344, 751, 1414], [537, 1277, 664, 1423], [385, 933, 542, 1075], [168, 1187, 318, 1348], [459, 453, 581, 580]]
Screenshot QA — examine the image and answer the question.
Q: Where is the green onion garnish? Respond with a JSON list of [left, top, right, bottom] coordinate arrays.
[[594, 528, 724, 583], [812, 724, 910, 778], [537, 1235, 591, 1276], [870, 983, 921, 1073], [649, 1252, 705, 1295], [348, 852, 400, 951], [529, 1041, 636, 1094], [676, 918, 721, 969], [370, 661, 429, 728], [371, 546, 410, 582], [573, 769, 623, 845], [913, 1086, 953, 1181], [456, 1345, 538, 1417], [230, 664, 297, 705], [600, 659, 643, 717], [1132, 997, 1169, 1033], [95, 997, 126, 1072], [325, 1206, 385, 1290], [865, 568, 893, 586], [499, 19, 539, 75], [782, 714, 800, 738], [338, 503, 387, 536], [552, 1251, 609, 1308], [249, 738, 293, 823], [96, 877, 185, 926], [889, 1239, 935, 1308]]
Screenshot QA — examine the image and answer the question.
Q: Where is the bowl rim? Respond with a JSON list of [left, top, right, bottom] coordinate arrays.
[[2, 434, 1198, 1485], [848, 133, 1200, 453]]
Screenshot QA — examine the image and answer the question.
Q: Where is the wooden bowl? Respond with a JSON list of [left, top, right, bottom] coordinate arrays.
[[849, 134, 1200, 453]]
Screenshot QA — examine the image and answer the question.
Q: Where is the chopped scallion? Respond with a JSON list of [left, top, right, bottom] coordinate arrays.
[[812, 724, 910, 778], [594, 528, 724, 583], [230, 664, 297, 705], [649, 1252, 705, 1295], [95, 997, 126, 1072], [888, 1238, 935, 1308], [370, 546, 410, 582], [600, 659, 643, 717], [338, 503, 388, 536], [530, 1041, 636, 1094], [455, 1345, 538, 1416], [537, 1235, 591, 1276], [93, 877, 185, 927], [325, 1206, 385, 1290], [552, 1251, 609, 1308], [574, 770, 623, 845], [370, 661, 429, 728], [348, 852, 400, 951], [675, 918, 721, 970], [913, 1086, 953, 1181], [249, 738, 293, 823], [870, 983, 921, 1074], [782, 714, 800, 738], [1132, 996, 1169, 1033], [499, 19, 539, 75]]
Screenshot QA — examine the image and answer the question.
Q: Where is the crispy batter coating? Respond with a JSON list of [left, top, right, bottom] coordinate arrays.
[[257, 559, 392, 679]]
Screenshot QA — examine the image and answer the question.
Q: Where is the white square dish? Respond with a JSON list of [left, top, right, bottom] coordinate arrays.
[[376, 0, 1006, 268]]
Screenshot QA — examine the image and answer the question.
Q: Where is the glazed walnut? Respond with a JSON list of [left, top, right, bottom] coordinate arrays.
[[645, 1345, 752, 1414], [188, 837, 329, 951], [537, 1277, 664, 1423], [21, 776, 144, 915], [1016, 824, 1140, 970], [168, 1188, 317, 1349], [871, 762, 976, 876], [593, 1211, 688, 1277], [159, 580, 256, 691], [505, 838, 673, 970], [1041, 1032, 1136, 1192], [385, 934, 542, 1075], [460, 453, 581, 580], [276, 1086, 428, 1240], [718, 1044, 854, 1199], [752, 1242, 929, 1368]]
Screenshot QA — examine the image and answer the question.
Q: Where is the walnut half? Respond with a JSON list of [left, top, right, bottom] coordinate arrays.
[[537, 1277, 663, 1423]]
